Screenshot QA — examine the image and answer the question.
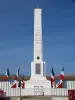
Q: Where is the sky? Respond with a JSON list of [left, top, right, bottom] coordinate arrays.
[[0, 0, 75, 76]]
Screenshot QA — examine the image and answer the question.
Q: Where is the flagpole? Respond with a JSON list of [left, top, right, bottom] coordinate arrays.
[[20, 80, 21, 100], [20, 83, 21, 100]]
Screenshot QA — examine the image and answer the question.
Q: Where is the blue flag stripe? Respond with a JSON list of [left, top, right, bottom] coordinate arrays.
[[10, 80, 14, 84]]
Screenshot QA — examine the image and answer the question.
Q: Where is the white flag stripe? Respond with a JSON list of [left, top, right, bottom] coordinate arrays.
[[56, 80, 63, 87], [51, 74, 54, 79], [61, 71, 64, 75]]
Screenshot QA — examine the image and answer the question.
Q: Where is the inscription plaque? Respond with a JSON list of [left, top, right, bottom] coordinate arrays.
[[35, 63, 41, 74]]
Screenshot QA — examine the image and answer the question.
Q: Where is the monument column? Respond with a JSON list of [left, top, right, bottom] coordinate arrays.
[[34, 8, 43, 61], [31, 8, 46, 80]]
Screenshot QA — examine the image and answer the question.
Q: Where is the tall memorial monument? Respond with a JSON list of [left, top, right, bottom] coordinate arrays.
[[31, 8, 46, 80], [25, 8, 51, 95]]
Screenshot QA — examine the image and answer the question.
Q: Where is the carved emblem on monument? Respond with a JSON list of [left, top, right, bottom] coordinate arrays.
[[37, 56, 40, 60], [34, 86, 44, 95]]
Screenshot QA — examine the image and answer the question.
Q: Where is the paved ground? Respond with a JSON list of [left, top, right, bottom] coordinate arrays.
[[10, 96, 52, 100], [23, 96, 52, 99]]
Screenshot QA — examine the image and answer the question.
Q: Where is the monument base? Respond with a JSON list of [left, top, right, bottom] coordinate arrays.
[[25, 79, 51, 88], [23, 79, 51, 96]]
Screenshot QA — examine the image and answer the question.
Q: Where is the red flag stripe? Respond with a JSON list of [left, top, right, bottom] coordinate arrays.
[[11, 83, 16, 88], [60, 74, 64, 80], [4, 76, 8, 81], [22, 81, 25, 89]]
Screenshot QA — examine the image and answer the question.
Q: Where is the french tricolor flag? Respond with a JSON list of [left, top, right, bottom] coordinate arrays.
[[21, 74, 25, 89], [50, 68, 55, 82], [18, 74, 25, 89], [56, 67, 64, 88], [4, 68, 10, 80], [60, 67, 64, 80], [50, 68, 56, 88], [14, 68, 20, 80], [56, 80, 63, 88], [10, 80, 17, 88]]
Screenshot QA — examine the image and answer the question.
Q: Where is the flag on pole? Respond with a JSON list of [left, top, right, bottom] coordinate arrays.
[[4, 68, 10, 80], [56, 80, 63, 88], [18, 74, 25, 89], [11, 68, 20, 88], [16, 68, 20, 77], [21, 74, 25, 89], [50, 68, 55, 82], [60, 67, 64, 80], [18, 81, 21, 88], [10, 80, 16, 88], [50, 68, 56, 88], [56, 67, 64, 88], [14, 68, 20, 80]]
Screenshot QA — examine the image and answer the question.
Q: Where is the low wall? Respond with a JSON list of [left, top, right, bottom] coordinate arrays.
[[0, 81, 69, 96]]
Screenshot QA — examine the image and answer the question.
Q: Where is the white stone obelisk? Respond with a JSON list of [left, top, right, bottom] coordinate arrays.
[[30, 8, 46, 80], [25, 8, 51, 95], [34, 8, 43, 61]]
